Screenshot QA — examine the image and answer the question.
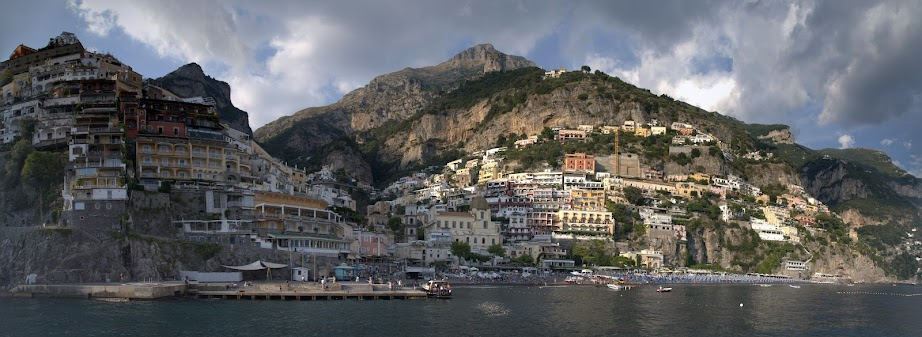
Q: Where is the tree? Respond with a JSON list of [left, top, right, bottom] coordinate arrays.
[[386, 216, 404, 236], [512, 254, 534, 266], [487, 244, 506, 257], [581, 65, 591, 73], [451, 241, 472, 261], [709, 146, 721, 156], [540, 127, 555, 141], [622, 186, 644, 205], [690, 148, 701, 158], [18, 117, 36, 141]]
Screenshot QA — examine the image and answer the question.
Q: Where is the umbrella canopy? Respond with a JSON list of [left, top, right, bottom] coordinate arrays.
[[222, 260, 288, 271]]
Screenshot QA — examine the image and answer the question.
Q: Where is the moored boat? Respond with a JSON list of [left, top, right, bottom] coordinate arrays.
[[656, 286, 672, 293], [422, 279, 452, 298]]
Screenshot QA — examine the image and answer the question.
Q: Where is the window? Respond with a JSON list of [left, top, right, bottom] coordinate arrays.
[[196, 173, 203, 179], [143, 157, 151, 164], [173, 128, 179, 136], [158, 127, 163, 135], [160, 145, 169, 152]]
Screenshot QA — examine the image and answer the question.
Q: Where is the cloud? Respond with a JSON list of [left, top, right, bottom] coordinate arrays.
[[881, 138, 895, 146], [67, 0, 569, 128], [838, 134, 855, 149], [62, 0, 922, 139], [909, 154, 922, 178], [904, 140, 912, 150]]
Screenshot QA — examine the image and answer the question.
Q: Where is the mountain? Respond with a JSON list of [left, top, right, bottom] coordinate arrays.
[[253, 45, 922, 280], [254, 44, 535, 182], [154, 63, 253, 135]]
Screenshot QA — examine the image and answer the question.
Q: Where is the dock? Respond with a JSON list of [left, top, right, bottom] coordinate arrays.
[[9, 282, 187, 300], [194, 282, 428, 300], [7, 282, 429, 301]]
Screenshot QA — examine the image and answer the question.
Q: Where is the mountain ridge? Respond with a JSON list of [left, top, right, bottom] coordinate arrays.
[[153, 63, 253, 135]]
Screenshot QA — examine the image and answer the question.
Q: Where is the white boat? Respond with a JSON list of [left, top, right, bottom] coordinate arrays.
[[607, 284, 622, 290], [789, 285, 801, 289], [656, 286, 672, 293], [422, 279, 452, 298]]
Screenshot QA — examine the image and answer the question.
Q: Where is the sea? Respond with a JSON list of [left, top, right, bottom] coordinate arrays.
[[0, 284, 919, 337]]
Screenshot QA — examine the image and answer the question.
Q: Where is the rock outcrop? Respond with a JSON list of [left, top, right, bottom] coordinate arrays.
[[254, 44, 535, 183], [155, 63, 253, 135]]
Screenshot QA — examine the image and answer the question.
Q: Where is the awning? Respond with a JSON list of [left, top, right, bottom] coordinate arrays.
[[222, 260, 289, 271]]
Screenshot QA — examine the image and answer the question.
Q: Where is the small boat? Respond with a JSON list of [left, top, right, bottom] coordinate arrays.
[[607, 284, 622, 290], [656, 286, 672, 293], [789, 285, 801, 289], [422, 279, 452, 298], [758, 284, 772, 287]]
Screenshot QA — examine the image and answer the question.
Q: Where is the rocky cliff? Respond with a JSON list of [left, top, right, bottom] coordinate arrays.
[[254, 44, 535, 181], [154, 63, 253, 135]]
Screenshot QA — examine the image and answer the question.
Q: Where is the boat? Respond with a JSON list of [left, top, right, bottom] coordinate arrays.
[[607, 284, 622, 290], [422, 279, 452, 298], [758, 284, 772, 287], [789, 285, 801, 289], [656, 286, 672, 293]]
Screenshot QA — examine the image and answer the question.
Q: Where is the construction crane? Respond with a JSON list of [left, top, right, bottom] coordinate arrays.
[[613, 128, 620, 178]]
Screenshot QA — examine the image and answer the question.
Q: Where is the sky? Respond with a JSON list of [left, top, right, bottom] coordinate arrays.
[[3, 0, 921, 177]]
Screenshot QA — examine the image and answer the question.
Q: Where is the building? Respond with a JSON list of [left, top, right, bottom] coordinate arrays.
[[556, 129, 587, 141], [514, 135, 538, 148], [252, 191, 343, 236], [564, 153, 596, 173], [557, 209, 614, 235], [750, 218, 785, 241], [428, 197, 502, 252], [651, 126, 667, 136], [634, 127, 651, 137], [570, 188, 606, 211], [62, 80, 127, 229], [544, 67, 566, 78], [620, 249, 664, 269], [2, 32, 86, 76], [621, 120, 636, 132]]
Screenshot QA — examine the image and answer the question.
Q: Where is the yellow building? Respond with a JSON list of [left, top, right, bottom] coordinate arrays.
[[634, 127, 651, 137], [690, 172, 711, 182], [557, 209, 614, 235], [434, 197, 502, 251], [135, 137, 253, 186], [676, 182, 708, 199], [253, 191, 343, 235], [478, 161, 502, 183], [570, 188, 607, 211]]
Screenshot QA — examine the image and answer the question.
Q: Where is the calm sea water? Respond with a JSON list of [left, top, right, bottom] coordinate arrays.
[[1, 284, 920, 336]]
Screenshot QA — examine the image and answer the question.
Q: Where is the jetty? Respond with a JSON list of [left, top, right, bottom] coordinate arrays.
[[193, 282, 427, 300], [7, 281, 428, 301]]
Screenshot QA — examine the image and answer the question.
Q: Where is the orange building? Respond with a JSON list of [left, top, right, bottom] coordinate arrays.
[[564, 153, 595, 173]]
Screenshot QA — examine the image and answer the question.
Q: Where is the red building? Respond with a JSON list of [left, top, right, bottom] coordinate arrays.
[[122, 93, 220, 139], [564, 153, 595, 173]]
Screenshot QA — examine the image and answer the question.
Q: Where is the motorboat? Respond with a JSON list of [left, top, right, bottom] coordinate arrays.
[[607, 284, 622, 290], [656, 286, 672, 293], [789, 285, 801, 289], [422, 279, 452, 298]]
